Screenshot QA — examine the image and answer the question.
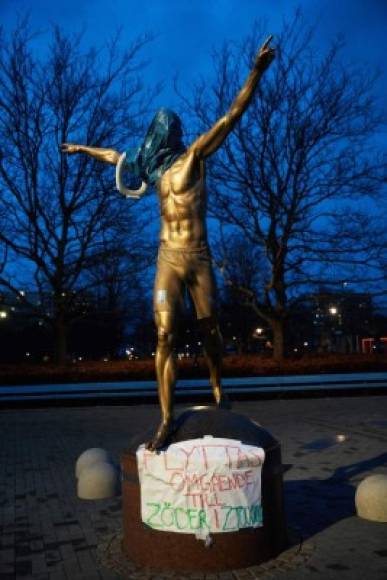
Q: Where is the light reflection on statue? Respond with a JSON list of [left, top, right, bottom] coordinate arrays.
[[61, 37, 275, 450]]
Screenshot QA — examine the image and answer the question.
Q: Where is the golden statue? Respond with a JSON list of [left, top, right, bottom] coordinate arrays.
[[61, 37, 275, 450]]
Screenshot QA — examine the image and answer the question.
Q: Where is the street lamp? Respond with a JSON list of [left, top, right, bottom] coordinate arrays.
[[329, 306, 338, 315], [0, 310, 7, 319]]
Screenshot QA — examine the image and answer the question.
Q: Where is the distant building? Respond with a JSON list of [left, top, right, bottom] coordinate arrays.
[[290, 289, 383, 354], [361, 337, 387, 354], [0, 288, 127, 362]]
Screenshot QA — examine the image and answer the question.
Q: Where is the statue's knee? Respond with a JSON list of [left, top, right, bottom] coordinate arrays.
[[155, 312, 176, 348], [198, 316, 220, 338], [157, 326, 175, 349]]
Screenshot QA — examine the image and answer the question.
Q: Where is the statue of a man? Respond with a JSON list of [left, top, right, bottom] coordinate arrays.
[[61, 37, 275, 450]]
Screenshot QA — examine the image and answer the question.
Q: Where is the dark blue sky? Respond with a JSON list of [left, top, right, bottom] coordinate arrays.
[[1, 0, 386, 307], [2, 0, 386, 113]]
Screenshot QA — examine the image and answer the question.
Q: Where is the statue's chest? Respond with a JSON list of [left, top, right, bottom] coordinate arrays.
[[159, 183, 203, 222], [159, 155, 204, 220]]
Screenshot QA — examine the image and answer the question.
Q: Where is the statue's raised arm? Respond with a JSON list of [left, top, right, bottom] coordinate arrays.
[[189, 36, 275, 160]]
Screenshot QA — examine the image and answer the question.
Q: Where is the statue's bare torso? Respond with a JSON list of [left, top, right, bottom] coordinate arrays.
[[158, 151, 207, 250]]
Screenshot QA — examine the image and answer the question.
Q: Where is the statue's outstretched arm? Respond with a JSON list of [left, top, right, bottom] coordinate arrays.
[[60, 143, 120, 166], [189, 36, 275, 160]]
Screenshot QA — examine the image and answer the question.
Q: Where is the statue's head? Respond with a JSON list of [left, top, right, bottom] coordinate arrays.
[[143, 108, 184, 156], [121, 108, 185, 195]]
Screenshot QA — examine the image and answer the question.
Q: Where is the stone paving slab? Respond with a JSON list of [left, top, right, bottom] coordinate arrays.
[[0, 396, 387, 579]]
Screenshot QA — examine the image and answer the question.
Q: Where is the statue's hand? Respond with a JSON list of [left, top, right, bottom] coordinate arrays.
[[255, 35, 275, 69], [60, 143, 79, 155]]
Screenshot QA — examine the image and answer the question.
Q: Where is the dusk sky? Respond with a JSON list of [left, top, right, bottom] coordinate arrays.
[[0, 0, 386, 349], [1, 0, 386, 115], [1, 0, 386, 305]]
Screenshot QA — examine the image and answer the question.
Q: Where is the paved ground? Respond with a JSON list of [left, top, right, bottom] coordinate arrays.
[[0, 395, 387, 579]]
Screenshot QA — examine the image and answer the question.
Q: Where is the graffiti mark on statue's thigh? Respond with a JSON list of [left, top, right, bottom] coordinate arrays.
[[156, 289, 167, 305]]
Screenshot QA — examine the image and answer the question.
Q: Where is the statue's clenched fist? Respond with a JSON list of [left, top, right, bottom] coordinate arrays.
[[255, 35, 275, 69], [60, 143, 79, 155]]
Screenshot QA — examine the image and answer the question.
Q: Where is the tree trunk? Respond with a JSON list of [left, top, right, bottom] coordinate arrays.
[[54, 314, 68, 366], [270, 319, 285, 363]]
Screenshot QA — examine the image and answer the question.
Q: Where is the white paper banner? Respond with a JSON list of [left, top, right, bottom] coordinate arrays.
[[137, 437, 265, 535]]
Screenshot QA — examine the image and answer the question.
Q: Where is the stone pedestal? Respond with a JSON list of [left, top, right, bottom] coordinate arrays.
[[121, 407, 288, 573]]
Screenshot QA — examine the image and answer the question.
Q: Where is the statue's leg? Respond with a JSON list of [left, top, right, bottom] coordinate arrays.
[[189, 252, 230, 409], [197, 315, 228, 406], [147, 253, 183, 451], [147, 311, 178, 451]]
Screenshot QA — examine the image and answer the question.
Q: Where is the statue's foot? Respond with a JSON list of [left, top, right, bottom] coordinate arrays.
[[146, 420, 175, 452], [217, 392, 232, 410]]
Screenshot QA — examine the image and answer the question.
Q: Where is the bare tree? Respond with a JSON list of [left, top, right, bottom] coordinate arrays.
[[180, 13, 387, 361], [0, 21, 157, 364]]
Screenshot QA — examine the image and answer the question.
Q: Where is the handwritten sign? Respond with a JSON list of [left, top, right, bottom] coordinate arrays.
[[136, 437, 265, 535]]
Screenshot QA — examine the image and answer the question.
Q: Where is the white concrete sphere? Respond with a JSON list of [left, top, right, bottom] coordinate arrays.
[[356, 474, 387, 523], [75, 448, 111, 479], [77, 461, 120, 500]]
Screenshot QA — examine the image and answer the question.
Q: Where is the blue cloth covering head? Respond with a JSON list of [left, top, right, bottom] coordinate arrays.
[[125, 108, 185, 188]]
